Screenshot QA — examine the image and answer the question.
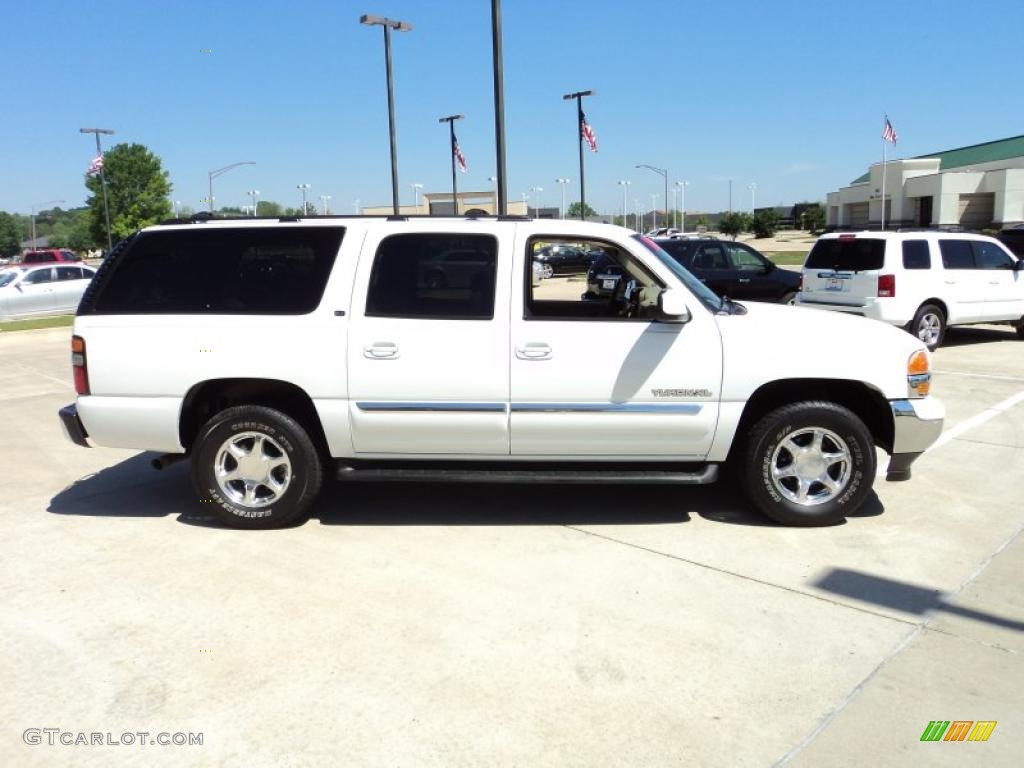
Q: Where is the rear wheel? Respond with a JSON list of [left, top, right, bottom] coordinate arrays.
[[743, 401, 875, 526], [780, 291, 797, 306], [191, 405, 323, 529], [909, 303, 945, 350]]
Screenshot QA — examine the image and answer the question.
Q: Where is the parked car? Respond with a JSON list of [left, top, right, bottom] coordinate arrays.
[[22, 249, 81, 265], [996, 224, 1024, 257], [796, 231, 1024, 349], [59, 218, 942, 530], [646, 227, 680, 238], [0, 264, 97, 320], [655, 237, 802, 304], [533, 243, 595, 275], [582, 251, 625, 299]]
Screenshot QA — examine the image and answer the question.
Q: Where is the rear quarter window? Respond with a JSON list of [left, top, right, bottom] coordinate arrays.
[[805, 238, 886, 271], [86, 227, 344, 314]]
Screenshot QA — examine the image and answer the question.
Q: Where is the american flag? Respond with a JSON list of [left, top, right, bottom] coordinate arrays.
[[452, 134, 467, 173], [580, 112, 598, 152], [86, 154, 104, 175], [882, 117, 898, 145]]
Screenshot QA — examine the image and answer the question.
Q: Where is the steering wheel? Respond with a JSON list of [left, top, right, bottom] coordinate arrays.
[[615, 278, 640, 318]]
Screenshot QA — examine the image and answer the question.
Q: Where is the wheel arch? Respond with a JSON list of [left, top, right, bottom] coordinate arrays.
[[915, 298, 948, 321], [180, 378, 329, 457], [728, 378, 894, 460]]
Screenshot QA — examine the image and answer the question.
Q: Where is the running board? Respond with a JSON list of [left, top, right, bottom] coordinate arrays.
[[334, 462, 719, 485]]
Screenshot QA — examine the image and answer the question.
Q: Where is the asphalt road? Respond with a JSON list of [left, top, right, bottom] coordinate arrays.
[[1, 322, 1022, 767]]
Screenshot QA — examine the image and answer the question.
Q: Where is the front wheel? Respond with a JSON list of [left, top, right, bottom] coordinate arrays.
[[909, 303, 945, 350], [743, 401, 876, 526], [1015, 316, 1024, 340], [191, 405, 323, 529]]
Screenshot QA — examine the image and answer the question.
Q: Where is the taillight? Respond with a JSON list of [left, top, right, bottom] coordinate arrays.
[[877, 274, 896, 298], [71, 335, 89, 395]]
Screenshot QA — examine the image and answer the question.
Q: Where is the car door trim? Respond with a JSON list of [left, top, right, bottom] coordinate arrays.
[[356, 402, 508, 413], [511, 402, 703, 414]]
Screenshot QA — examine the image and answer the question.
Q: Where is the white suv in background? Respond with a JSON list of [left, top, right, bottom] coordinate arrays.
[[797, 231, 1024, 349]]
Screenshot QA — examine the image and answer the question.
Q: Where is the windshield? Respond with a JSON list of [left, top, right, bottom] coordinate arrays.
[[0, 270, 22, 288], [632, 234, 723, 311]]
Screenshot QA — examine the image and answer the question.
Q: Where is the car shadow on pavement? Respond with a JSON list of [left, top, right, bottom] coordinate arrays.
[[941, 326, 1019, 348], [813, 568, 1024, 631], [46, 452, 885, 529]]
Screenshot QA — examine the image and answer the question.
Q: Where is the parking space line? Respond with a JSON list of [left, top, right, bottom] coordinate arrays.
[[933, 369, 1024, 383], [9, 361, 71, 388]]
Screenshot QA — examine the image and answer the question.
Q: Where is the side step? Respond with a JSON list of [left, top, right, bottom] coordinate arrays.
[[335, 461, 719, 485]]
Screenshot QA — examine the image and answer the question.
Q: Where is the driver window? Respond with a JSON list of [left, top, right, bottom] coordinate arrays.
[[526, 237, 664, 320]]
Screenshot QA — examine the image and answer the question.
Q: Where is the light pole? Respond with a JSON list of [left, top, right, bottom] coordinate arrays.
[[361, 13, 412, 215], [634, 199, 641, 233], [490, 0, 508, 215], [748, 182, 757, 213], [650, 194, 659, 230], [247, 189, 260, 217], [728, 179, 733, 213], [636, 164, 668, 232], [529, 185, 544, 217], [30, 200, 65, 250], [617, 180, 631, 225], [487, 176, 498, 214], [410, 182, 423, 210], [296, 183, 311, 215], [208, 161, 255, 213], [670, 188, 677, 229], [555, 178, 570, 219], [353, 199, 361, 214], [79, 127, 114, 250], [172, 200, 181, 218], [562, 89, 594, 220], [676, 180, 689, 232], [439, 113, 465, 215], [320, 195, 332, 215]]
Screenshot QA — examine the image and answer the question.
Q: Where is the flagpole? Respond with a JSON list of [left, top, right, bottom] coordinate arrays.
[[439, 114, 464, 216], [880, 115, 887, 231], [562, 89, 594, 221]]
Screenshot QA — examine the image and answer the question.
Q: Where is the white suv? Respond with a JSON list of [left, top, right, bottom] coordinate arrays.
[[797, 231, 1024, 349]]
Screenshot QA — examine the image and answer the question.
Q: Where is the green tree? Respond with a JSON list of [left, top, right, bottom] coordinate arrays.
[[718, 212, 750, 240], [751, 209, 780, 238], [803, 206, 826, 233], [85, 143, 172, 245], [0, 212, 24, 257], [255, 200, 283, 217], [565, 202, 598, 218]]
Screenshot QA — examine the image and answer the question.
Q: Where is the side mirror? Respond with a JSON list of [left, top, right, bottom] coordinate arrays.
[[1015, 259, 1024, 271], [657, 289, 692, 323]]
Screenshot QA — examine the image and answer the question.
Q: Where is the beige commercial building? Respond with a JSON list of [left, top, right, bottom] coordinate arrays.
[[827, 135, 1024, 230], [363, 191, 528, 217]]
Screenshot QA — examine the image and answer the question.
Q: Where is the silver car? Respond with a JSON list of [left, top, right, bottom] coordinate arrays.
[[0, 264, 97, 320]]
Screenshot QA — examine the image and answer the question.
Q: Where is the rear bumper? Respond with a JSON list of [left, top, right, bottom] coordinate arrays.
[[58, 404, 90, 448], [886, 398, 944, 480]]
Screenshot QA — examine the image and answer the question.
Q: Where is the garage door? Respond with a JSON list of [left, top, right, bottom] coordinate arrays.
[[958, 193, 995, 230], [845, 203, 869, 228]]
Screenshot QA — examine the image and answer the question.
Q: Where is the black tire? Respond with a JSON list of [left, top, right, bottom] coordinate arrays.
[[1016, 317, 1024, 340], [191, 405, 323, 529], [908, 303, 945, 350], [779, 291, 797, 306], [742, 401, 876, 526]]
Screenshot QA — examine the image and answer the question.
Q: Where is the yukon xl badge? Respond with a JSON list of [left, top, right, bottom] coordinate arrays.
[[652, 388, 713, 398]]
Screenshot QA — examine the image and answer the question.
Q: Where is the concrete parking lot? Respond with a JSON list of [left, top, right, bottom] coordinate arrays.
[[1, 323, 1022, 767]]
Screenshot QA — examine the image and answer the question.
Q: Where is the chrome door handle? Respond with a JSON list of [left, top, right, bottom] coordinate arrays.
[[737, 278, 751, 283], [516, 342, 552, 360], [364, 341, 399, 359], [944, 280, 956, 284]]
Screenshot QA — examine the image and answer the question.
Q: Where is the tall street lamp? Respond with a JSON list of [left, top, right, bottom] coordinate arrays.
[[173, 200, 181, 218], [555, 178, 570, 219], [79, 127, 114, 250], [728, 179, 733, 213], [31, 200, 65, 250], [676, 181, 689, 232], [617, 180, 631, 225], [490, 0, 508, 215], [636, 164, 668, 232], [438, 113, 465, 216], [353, 199, 361, 214], [529, 185, 543, 217], [361, 13, 412, 216], [650, 194, 659, 230], [208, 161, 255, 213], [320, 195, 332, 215], [247, 189, 260, 217], [562, 89, 594, 220], [296, 183, 311, 215], [487, 176, 498, 214], [748, 182, 757, 213], [410, 182, 423, 209]]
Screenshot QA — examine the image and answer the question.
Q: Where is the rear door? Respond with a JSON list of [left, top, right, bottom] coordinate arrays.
[[53, 266, 89, 311], [688, 242, 733, 296], [346, 225, 513, 455], [800, 236, 885, 308], [724, 243, 780, 301]]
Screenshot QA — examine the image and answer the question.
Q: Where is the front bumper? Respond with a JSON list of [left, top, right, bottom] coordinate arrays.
[[58, 404, 90, 448], [885, 398, 944, 481]]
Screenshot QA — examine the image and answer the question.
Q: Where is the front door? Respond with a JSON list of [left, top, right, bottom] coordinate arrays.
[[347, 227, 512, 455], [971, 239, 1024, 321], [510, 232, 722, 458], [14, 267, 57, 315]]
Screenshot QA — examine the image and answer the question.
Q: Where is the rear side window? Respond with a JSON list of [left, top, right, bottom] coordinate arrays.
[[88, 227, 343, 314], [939, 240, 975, 270], [972, 240, 1015, 269], [805, 238, 886, 271], [366, 233, 497, 319], [56, 266, 83, 280], [655, 240, 697, 268], [901, 240, 930, 270]]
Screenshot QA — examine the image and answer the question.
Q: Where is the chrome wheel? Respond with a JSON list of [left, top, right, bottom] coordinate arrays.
[[916, 312, 942, 346], [214, 431, 292, 508], [769, 427, 852, 507], [540, 263, 553, 279]]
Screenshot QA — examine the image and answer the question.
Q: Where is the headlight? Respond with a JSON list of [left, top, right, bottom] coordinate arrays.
[[907, 349, 931, 398]]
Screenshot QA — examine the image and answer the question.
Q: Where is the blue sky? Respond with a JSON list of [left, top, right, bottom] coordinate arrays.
[[3, 0, 1023, 216]]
